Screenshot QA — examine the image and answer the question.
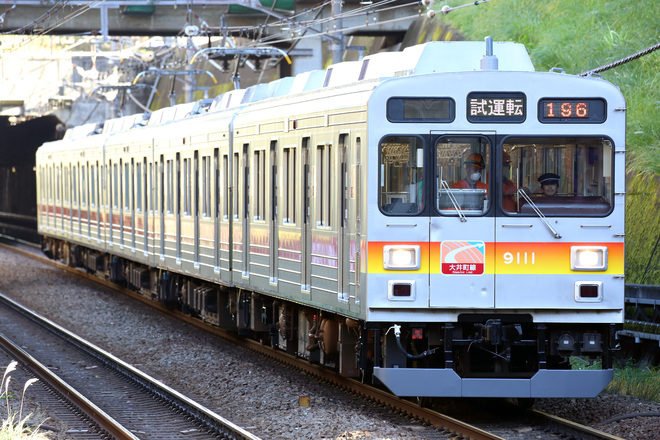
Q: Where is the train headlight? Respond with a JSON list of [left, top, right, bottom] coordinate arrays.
[[571, 246, 608, 271], [383, 245, 420, 270]]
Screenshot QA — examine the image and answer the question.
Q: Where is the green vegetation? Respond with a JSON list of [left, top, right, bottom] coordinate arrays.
[[608, 361, 660, 401], [423, 0, 660, 283], [434, 0, 660, 173]]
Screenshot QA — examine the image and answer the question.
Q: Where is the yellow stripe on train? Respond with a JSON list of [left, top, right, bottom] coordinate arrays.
[[367, 242, 624, 275]]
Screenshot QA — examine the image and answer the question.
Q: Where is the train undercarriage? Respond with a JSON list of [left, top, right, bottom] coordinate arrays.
[[43, 237, 618, 397]]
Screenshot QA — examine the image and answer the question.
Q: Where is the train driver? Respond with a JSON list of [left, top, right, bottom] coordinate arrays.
[[451, 153, 488, 192], [538, 173, 560, 196]]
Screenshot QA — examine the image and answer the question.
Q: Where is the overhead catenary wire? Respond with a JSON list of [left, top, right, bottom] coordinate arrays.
[[579, 40, 660, 76]]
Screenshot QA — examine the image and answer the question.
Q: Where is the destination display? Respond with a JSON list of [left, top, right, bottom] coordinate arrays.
[[538, 98, 606, 123], [467, 92, 526, 123], [387, 97, 455, 122]]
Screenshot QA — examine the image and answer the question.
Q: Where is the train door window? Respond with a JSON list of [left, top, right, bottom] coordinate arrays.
[[317, 143, 332, 227], [56, 165, 61, 203], [136, 162, 142, 213], [166, 159, 174, 214], [379, 136, 424, 215], [222, 154, 229, 219], [124, 162, 131, 211], [233, 152, 240, 219], [149, 162, 154, 213], [502, 136, 613, 216], [183, 157, 192, 216], [435, 136, 490, 215], [113, 164, 118, 210], [63, 167, 69, 205], [202, 155, 211, 217], [283, 146, 296, 224], [254, 149, 266, 221], [72, 165, 78, 206], [81, 165, 87, 207], [91, 164, 97, 207]]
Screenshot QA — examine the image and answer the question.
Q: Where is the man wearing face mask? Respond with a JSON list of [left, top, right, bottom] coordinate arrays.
[[451, 153, 488, 192]]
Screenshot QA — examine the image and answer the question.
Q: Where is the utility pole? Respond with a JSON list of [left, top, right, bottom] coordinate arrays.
[[331, 0, 344, 65]]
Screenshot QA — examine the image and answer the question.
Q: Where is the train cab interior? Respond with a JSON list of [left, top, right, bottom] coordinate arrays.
[[379, 136, 613, 217]]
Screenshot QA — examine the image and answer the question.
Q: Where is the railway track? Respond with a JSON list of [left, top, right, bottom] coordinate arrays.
[[0, 239, 629, 440], [0, 291, 262, 440]]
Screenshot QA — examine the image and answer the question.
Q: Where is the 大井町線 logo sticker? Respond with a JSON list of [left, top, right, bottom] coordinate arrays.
[[441, 241, 485, 275]]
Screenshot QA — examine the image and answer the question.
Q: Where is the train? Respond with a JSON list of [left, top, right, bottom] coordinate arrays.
[[36, 38, 626, 399]]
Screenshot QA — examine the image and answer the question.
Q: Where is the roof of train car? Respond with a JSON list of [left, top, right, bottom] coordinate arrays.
[[58, 40, 535, 141]]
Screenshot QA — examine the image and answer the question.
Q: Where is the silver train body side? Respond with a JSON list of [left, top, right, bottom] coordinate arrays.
[[36, 41, 626, 398]]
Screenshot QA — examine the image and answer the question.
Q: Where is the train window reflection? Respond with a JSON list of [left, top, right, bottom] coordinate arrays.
[[435, 137, 490, 215], [379, 136, 424, 215], [502, 137, 613, 216]]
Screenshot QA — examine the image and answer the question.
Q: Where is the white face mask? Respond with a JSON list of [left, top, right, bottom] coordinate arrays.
[[470, 172, 482, 182]]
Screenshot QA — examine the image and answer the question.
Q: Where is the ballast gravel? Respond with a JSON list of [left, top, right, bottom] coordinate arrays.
[[0, 243, 659, 440]]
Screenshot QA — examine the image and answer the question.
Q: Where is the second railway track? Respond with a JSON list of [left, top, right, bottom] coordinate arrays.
[[0, 292, 261, 440]]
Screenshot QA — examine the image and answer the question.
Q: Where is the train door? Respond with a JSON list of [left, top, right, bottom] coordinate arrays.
[[242, 144, 250, 277], [430, 134, 495, 308], [159, 155, 165, 258], [213, 149, 221, 273], [142, 157, 148, 256], [108, 161, 114, 246], [301, 139, 311, 291], [131, 159, 136, 251], [269, 141, 278, 284], [194, 151, 200, 267], [176, 153, 182, 263], [338, 137, 350, 307]]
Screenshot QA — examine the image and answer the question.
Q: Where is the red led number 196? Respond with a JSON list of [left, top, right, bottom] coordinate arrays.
[[545, 101, 588, 118]]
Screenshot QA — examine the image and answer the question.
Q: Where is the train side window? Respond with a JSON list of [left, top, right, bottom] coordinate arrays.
[[233, 152, 240, 220], [136, 162, 142, 213], [202, 155, 211, 217], [56, 165, 61, 203], [503, 136, 613, 216], [165, 160, 172, 214], [283, 146, 296, 224], [64, 167, 69, 204], [435, 137, 490, 216], [317, 143, 332, 227], [124, 163, 130, 211], [254, 149, 266, 221], [113, 164, 119, 210], [183, 157, 192, 216], [82, 165, 87, 207], [379, 136, 424, 215], [91, 163, 97, 208]]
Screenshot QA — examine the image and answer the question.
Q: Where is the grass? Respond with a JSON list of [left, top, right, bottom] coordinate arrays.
[[0, 362, 47, 440], [607, 361, 660, 402], [571, 357, 660, 402]]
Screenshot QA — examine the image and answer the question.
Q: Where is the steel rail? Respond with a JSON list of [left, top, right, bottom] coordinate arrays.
[[0, 292, 263, 440], [0, 332, 139, 440]]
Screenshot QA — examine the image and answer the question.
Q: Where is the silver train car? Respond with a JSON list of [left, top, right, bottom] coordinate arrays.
[[37, 40, 626, 398]]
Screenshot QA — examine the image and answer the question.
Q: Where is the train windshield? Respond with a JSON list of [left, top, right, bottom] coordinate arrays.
[[379, 136, 425, 214], [435, 136, 491, 215], [501, 137, 613, 216]]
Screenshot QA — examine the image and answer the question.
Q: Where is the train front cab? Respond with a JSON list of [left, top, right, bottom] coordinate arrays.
[[366, 71, 626, 398]]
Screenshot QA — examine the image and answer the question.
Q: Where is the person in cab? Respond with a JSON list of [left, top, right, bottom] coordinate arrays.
[[538, 173, 560, 196], [451, 153, 488, 192]]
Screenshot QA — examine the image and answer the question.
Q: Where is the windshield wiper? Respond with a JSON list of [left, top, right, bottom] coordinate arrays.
[[440, 180, 466, 222], [517, 189, 562, 239]]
